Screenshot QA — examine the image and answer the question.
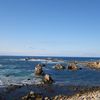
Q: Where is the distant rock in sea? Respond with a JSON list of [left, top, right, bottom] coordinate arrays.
[[87, 61, 100, 69], [53, 64, 65, 70], [68, 63, 78, 70]]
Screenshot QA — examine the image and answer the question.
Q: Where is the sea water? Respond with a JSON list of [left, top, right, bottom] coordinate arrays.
[[0, 56, 100, 87]]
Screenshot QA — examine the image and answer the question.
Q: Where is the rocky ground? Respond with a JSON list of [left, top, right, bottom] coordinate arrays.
[[21, 86, 100, 100], [21, 90, 100, 100], [66, 90, 100, 100]]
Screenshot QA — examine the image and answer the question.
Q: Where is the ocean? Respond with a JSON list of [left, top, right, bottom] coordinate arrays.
[[0, 56, 100, 87]]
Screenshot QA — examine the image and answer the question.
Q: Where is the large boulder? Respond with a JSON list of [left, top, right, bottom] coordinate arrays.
[[43, 74, 54, 84], [68, 63, 78, 70], [53, 64, 65, 70], [35, 64, 44, 75]]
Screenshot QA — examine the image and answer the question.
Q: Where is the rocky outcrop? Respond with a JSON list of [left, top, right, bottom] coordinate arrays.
[[87, 61, 100, 69], [43, 74, 54, 84], [34, 64, 44, 75], [53, 64, 65, 70], [68, 63, 78, 70]]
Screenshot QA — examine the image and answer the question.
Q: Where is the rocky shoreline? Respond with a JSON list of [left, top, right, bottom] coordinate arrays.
[[0, 84, 100, 100], [21, 86, 100, 100], [1, 59, 100, 100]]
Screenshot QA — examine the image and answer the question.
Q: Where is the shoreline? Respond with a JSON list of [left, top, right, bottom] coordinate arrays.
[[1, 84, 100, 100]]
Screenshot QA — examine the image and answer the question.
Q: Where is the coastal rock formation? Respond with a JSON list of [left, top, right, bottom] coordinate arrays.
[[87, 61, 100, 69], [35, 64, 44, 75], [68, 63, 78, 70], [43, 74, 54, 84], [53, 64, 65, 70]]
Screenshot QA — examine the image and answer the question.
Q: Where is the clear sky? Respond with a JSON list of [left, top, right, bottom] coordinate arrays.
[[0, 0, 100, 57]]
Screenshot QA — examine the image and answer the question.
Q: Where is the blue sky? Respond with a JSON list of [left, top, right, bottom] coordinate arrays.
[[0, 0, 100, 57]]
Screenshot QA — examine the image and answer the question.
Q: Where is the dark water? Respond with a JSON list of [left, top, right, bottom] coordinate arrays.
[[0, 56, 100, 100], [0, 56, 100, 87]]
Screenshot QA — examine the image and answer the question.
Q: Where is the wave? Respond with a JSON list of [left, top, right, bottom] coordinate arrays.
[[21, 78, 42, 85], [0, 64, 2, 67], [0, 75, 42, 87]]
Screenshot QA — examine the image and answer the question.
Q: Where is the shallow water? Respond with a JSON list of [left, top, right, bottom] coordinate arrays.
[[0, 56, 100, 87]]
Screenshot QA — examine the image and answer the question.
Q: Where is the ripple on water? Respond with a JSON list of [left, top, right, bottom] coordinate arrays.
[[0, 64, 2, 66]]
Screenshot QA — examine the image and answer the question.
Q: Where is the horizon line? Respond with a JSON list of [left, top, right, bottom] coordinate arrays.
[[0, 55, 100, 58]]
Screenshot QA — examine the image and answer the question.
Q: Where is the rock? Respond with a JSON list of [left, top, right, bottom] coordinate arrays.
[[41, 64, 46, 67], [43, 74, 54, 84], [87, 61, 100, 69], [35, 64, 44, 75], [25, 57, 30, 61], [27, 78, 31, 80], [54, 96, 58, 100], [79, 68, 82, 70], [44, 97, 50, 100], [54, 64, 65, 70], [21, 91, 43, 100], [68, 63, 78, 70]]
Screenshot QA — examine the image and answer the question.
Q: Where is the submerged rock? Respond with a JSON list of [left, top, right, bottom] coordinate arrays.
[[43, 74, 54, 84], [25, 57, 30, 61], [41, 64, 46, 67], [68, 63, 78, 70], [53, 64, 65, 70], [35, 64, 44, 75]]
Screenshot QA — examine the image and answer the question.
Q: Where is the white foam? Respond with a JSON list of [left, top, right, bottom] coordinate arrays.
[[0, 80, 3, 86], [21, 78, 42, 85], [19, 59, 26, 61]]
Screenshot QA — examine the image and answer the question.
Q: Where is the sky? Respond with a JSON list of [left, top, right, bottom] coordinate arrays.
[[0, 0, 100, 57]]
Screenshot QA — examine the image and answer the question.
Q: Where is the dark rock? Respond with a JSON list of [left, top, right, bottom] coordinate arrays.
[[79, 68, 82, 70], [27, 78, 31, 80], [25, 57, 31, 61], [41, 64, 46, 67]]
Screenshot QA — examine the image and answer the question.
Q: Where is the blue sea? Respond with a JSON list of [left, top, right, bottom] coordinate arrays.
[[0, 56, 100, 87]]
